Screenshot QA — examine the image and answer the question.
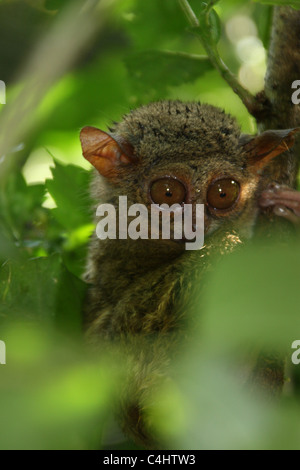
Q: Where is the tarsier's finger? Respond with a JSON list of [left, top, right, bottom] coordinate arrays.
[[260, 195, 300, 216], [273, 205, 300, 226], [259, 184, 300, 225]]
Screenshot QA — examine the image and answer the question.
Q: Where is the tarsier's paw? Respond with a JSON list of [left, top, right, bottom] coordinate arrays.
[[259, 183, 300, 227]]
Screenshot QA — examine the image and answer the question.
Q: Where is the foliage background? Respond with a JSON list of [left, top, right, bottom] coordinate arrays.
[[0, 0, 300, 449]]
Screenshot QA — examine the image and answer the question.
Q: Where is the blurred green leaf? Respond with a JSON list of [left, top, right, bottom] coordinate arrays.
[[200, 242, 300, 353], [0, 323, 116, 449], [254, 4, 273, 50], [46, 160, 92, 231], [0, 254, 86, 335], [0, 170, 46, 245], [123, 0, 188, 49], [0, 1, 52, 83], [254, 0, 300, 8], [0, 229, 16, 262], [125, 50, 213, 99]]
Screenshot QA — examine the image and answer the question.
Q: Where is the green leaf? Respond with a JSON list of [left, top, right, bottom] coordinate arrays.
[[0, 254, 86, 336], [0, 170, 52, 262], [253, 0, 300, 9], [254, 4, 273, 50], [0, 171, 45, 241], [199, 242, 300, 352], [0, 228, 16, 263], [0, 324, 115, 449], [124, 50, 213, 99], [46, 160, 92, 232], [123, 0, 188, 49]]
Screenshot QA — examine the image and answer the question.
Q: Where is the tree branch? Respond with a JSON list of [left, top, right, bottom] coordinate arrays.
[[252, 6, 300, 395], [256, 7, 300, 219], [178, 0, 199, 28], [178, 0, 267, 118], [259, 6, 300, 153]]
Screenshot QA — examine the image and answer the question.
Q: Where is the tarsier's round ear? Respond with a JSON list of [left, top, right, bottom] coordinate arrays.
[[80, 126, 136, 179], [239, 128, 300, 173]]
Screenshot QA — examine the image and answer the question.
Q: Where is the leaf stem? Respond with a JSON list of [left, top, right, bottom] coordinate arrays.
[[178, 0, 199, 28]]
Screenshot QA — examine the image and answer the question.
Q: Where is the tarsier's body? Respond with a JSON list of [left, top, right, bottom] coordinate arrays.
[[80, 101, 300, 448]]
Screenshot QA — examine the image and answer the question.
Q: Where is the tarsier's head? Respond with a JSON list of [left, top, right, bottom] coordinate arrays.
[[80, 100, 298, 252]]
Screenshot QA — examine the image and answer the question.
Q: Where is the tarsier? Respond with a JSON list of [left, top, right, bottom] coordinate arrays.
[[80, 100, 300, 448]]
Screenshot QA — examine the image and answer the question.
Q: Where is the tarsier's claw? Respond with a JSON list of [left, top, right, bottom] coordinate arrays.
[[259, 184, 300, 226]]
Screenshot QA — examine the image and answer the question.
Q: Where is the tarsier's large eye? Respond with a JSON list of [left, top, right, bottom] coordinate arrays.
[[150, 177, 186, 205], [206, 178, 240, 211]]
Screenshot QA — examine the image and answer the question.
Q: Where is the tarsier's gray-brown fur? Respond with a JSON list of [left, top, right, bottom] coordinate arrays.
[[80, 100, 299, 448]]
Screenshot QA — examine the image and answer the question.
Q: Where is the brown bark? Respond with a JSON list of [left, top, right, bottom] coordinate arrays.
[[252, 6, 300, 395], [258, 7, 300, 189]]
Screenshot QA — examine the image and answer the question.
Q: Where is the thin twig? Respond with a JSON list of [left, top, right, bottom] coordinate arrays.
[[178, 0, 199, 28], [178, 0, 267, 118]]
